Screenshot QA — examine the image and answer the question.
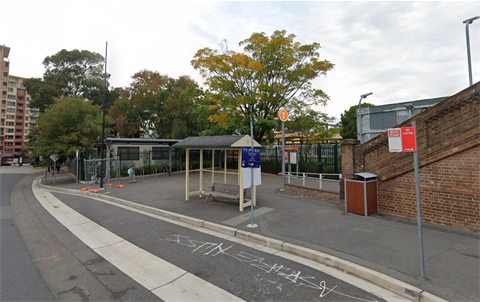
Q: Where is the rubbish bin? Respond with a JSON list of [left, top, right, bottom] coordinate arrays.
[[344, 172, 378, 216]]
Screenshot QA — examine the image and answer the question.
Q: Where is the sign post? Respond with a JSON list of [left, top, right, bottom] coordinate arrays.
[[387, 123, 425, 278], [278, 109, 288, 191], [76, 150, 79, 189], [243, 120, 261, 228], [50, 154, 58, 185], [410, 122, 425, 279]]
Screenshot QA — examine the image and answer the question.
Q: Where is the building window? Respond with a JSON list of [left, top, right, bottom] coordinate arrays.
[[5, 142, 13, 146], [25, 117, 28, 121], [30, 117, 37, 122], [118, 147, 139, 160], [17, 96, 24, 101], [30, 123, 37, 127], [7, 101, 15, 106], [8, 81, 16, 87], [152, 147, 170, 160], [17, 109, 23, 114], [16, 116, 22, 120], [15, 122, 22, 126], [6, 129, 14, 133], [5, 135, 13, 140], [15, 142, 22, 146], [7, 87, 13, 92], [5, 149, 13, 153], [15, 136, 22, 139], [6, 122, 14, 126], [25, 129, 28, 134], [15, 149, 21, 152], [6, 115, 14, 120], [7, 108, 15, 113], [7, 95, 15, 100], [17, 89, 24, 95], [17, 103, 23, 107], [15, 129, 22, 133]]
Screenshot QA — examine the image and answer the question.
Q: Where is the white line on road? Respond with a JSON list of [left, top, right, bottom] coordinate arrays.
[[32, 179, 244, 302]]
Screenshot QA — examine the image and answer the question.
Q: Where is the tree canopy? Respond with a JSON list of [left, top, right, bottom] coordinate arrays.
[[191, 30, 334, 144], [23, 49, 111, 111], [29, 97, 112, 160], [340, 103, 374, 139], [286, 106, 338, 145], [108, 70, 204, 139]]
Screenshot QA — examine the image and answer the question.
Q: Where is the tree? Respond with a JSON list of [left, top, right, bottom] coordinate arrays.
[[340, 103, 374, 139], [112, 70, 204, 139], [23, 49, 112, 111], [30, 97, 113, 160], [286, 108, 337, 145], [191, 30, 334, 144]]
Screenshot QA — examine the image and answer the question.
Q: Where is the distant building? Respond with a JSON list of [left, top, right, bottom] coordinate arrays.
[[357, 97, 448, 143], [1, 45, 39, 162]]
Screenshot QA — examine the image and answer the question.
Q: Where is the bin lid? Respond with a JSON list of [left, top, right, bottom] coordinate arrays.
[[354, 172, 377, 179]]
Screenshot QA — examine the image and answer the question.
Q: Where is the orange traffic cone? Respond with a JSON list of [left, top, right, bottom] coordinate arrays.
[[93, 189, 99, 193], [117, 184, 124, 188]]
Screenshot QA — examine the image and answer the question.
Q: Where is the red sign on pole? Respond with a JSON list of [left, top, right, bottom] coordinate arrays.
[[401, 127, 417, 152]]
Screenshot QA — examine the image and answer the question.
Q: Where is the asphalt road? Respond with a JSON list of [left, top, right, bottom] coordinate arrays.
[[52, 190, 388, 302], [1, 168, 395, 301], [0, 172, 55, 301]]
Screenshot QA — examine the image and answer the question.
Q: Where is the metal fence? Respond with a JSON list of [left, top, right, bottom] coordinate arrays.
[[72, 143, 341, 182], [259, 143, 341, 175]]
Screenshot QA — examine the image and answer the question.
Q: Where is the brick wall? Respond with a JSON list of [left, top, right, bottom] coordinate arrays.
[[285, 183, 342, 204], [343, 82, 480, 232]]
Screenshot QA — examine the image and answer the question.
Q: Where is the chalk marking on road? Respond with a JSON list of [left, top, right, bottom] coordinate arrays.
[[32, 180, 244, 301], [165, 234, 379, 302], [222, 207, 274, 226], [42, 184, 416, 302]]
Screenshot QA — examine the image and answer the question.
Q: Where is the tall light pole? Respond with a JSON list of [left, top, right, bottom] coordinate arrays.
[[357, 92, 373, 143], [463, 16, 479, 86], [100, 41, 107, 188]]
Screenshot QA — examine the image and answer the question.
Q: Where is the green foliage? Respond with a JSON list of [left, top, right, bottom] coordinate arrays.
[[191, 30, 334, 144], [24, 49, 116, 112], [110, 70, 205, 139], [30, 97, 113, 160], [286, 106, 337, 144], [340, 103, 374, 139]]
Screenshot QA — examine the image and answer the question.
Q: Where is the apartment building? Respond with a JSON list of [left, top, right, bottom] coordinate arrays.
[[1, 45, 39, 163]]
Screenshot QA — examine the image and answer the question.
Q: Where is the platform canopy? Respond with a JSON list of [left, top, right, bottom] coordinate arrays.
[[172, 135, 261, 150], [172, 135, 261, 211]]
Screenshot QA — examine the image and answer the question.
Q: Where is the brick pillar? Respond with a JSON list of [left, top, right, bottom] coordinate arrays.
[[339, 139, 360, 201]]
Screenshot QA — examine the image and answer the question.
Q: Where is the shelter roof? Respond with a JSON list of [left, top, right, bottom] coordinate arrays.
[[172, 135, 261, 149]]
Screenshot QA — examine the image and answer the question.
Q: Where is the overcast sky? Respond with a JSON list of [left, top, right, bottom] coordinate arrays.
[[1, 0, 479, 120]]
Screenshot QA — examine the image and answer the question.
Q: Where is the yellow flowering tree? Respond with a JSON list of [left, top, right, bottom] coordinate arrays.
[[191, 30, 334, 144]]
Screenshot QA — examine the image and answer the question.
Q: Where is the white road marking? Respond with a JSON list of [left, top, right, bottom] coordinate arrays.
[[32, 180, 244, 302]]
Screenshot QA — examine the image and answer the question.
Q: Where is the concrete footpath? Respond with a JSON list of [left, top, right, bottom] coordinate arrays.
[[39, 168, 479, 302]]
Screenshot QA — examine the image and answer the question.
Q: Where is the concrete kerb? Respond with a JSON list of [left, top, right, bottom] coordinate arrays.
[[35, 176, 448, 302]]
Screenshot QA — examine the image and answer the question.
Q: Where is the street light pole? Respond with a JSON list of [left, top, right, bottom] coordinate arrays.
[[357, 92, 373, 144], [463, 16, 479, 86], [100, 41, 107, 188]]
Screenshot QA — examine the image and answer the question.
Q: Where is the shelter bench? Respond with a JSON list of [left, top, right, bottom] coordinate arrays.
[[203, 182, 245, 203]]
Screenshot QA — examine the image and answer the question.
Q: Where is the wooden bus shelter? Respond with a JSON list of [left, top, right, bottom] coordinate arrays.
[[172, 135, 261, 211]]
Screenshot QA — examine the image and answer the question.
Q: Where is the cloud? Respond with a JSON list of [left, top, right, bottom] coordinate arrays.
[[1, 0, 478, 119]]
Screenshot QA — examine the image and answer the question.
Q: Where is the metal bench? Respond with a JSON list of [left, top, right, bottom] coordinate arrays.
[[203, 182, 245, 203]]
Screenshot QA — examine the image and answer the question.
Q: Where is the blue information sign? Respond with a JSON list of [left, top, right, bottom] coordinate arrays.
[[241, 148, 261, 168]]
